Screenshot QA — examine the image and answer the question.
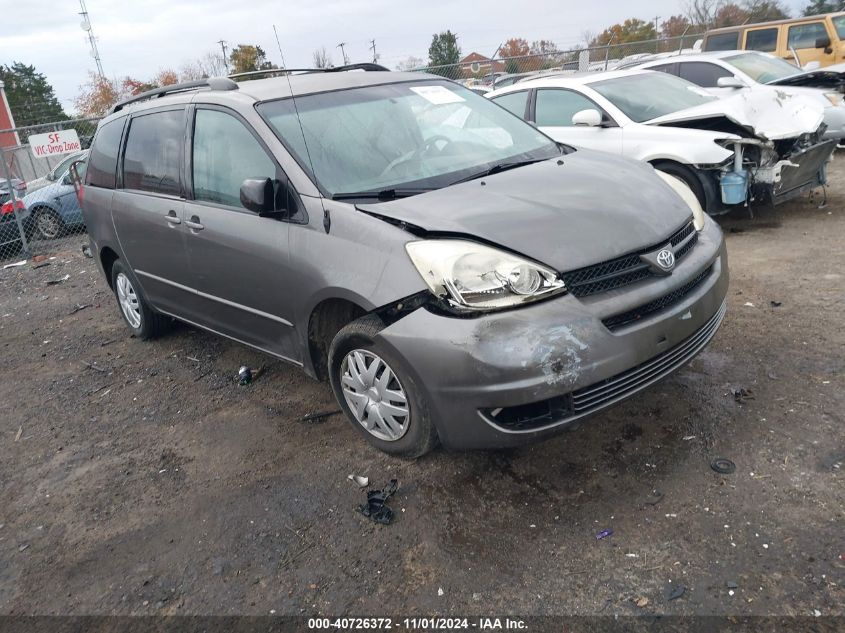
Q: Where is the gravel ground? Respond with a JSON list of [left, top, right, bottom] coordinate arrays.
[[0, 157, 842, 619]]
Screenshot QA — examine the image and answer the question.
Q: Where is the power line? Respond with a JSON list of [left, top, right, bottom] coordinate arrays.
[[218, 40, 229, 72], [78, 0, 105, 78]]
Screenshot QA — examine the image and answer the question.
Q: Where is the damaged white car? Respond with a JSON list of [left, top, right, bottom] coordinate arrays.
[[488, 69, 836, 214]]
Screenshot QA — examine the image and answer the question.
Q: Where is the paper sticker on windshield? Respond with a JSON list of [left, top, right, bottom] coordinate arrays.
[[410, 85, 465, 104]]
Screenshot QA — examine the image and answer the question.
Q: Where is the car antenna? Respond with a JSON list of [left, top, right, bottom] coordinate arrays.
[[274, 31, 332, 234]]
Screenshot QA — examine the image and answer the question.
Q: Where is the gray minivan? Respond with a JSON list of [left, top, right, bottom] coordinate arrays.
[[81, 66, 729, 456]]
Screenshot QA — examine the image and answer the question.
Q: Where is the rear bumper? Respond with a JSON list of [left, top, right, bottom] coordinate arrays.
[[375, 219, 729, 449]]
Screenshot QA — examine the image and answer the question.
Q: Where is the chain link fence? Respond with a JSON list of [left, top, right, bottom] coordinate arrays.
[[416, 34, 703, 84], [1, 108, 99, 265]]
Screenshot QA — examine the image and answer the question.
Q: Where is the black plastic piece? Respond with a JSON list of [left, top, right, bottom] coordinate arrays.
[[358, 479, 398, 525]]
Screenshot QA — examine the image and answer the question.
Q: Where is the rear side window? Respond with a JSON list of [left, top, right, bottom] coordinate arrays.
[[192, 109, 277, 208], [87, 117, 125, 189], [746, 28, 778, 52], [677, 62, 733, 88], [122, 110, 184, 196], [646, 63, 676, 75], [704, 32, 739, 51], [788, 22, 828, 49], [491, 91, 529, 118], [535, 89, 603, 127]]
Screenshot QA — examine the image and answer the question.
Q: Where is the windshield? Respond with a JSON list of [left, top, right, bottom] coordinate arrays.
[[723, 53, 800, 83], [257, 80, 560, 196], [834, 15, 845, 40], [589, 72, 716, 123]]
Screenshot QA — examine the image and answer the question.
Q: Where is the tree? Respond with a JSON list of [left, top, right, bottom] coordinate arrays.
[[590, 18, 658, 47], [743, 0, 790, 21], [229, 44, 275, 74], [312, 47, 333, 69], [0, 62, 66, 127], [686, 0, 722, 27], [803, 0, 845, 14], [428, 31, 461, 77], [180, 52, 227, 80], [500, 37, 530, 72], [661, 15, 693, 38], [713, 3, 749, 27], [74, 72, 121, 117], [395, 56, 423, 71]]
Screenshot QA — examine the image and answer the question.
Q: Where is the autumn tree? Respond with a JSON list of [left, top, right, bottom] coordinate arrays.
[[743, 0, 790, 21], [803, 0, 845, 13], [428, 31, 461, 77], [713, 3, 749, 27], [229, 45, 275, 74], [661, 15, 693, 38], [74, 72, 121, 117], [0, 62, 67, 126], [500, 37, 530, 72], [589, 19, 658, 59]]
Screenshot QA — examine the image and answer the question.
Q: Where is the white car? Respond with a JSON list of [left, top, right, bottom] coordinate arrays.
[[624, 51, 845, 144], [487, 69, 834, 214]]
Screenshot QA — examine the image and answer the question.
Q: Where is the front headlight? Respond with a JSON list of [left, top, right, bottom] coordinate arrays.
[[655, 170, 706, 232], [824, 92, 843, 107], [405, 239, 567, 312]]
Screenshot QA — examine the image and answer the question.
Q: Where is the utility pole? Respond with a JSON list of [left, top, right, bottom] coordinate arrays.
[[78, 0, 105, 78], [653, 16, 661, 52], [369, 39, 378, 63], [337, 42, 349, 65], [218, 39, 229, 72]]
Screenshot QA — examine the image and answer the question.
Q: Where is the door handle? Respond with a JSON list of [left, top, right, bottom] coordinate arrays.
[[185, 217, 204, 231], [165, 211, 181, 225]]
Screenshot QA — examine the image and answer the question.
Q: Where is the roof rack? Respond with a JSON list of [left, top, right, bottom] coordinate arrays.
[[228, 62, 391, 81], [110, 77, 238, 114]]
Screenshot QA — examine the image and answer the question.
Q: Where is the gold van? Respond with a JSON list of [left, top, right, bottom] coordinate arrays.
[[702, 12, 845, 68]]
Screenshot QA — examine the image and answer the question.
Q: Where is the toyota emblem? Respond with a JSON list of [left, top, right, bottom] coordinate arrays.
[[656, 249, 675, 271]]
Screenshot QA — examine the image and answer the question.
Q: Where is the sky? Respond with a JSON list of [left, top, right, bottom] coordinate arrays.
[[0, 0, 809, 114]]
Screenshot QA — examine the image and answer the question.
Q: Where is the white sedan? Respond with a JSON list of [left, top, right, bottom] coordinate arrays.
[[487, 69, 833, 214]]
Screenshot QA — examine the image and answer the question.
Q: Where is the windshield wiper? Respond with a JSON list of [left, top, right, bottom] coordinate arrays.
[[331, 188, 431, 201], [448, 158, 549, 186]]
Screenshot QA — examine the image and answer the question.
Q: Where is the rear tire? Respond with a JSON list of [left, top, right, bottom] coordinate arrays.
[[328, 315, 438, 458], [110, 260, 170, 340], [654, 161, 708, 211]]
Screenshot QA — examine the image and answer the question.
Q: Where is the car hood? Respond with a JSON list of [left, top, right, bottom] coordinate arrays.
[[766, 65, 845, 90], [357, 150, 692, 272], [646, 87, 823, 140]]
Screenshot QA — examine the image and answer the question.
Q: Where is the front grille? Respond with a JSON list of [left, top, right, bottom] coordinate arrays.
[[561, 219, 696, 298], [601, 264, 713, 332], [481, 301, 726, 432]]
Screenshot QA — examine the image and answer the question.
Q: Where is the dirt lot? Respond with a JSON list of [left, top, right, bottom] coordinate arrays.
[[0, 158, 843, 620]]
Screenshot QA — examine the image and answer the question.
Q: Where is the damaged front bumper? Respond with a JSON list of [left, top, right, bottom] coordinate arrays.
[[374, 219, 729, 450], [764, 139, 837, 205]]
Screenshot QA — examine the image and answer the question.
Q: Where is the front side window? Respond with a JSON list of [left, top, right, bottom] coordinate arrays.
[[491, 90, 529, 117], [745, 28, 778, 52], [257, 81, 559, 197], [192, 109, 277, 208], [646, 63, 677, 75], [723, 52, 799, 83], [677, 62, 733, 88], [589, 73, 716, 123], [704, 32, 739, 51], [833, 15, 845, 40], [87, 117, 125, 189], [788, 22, 829, 49], [122, 110, 184, 196], [534, 89, 604, 127]]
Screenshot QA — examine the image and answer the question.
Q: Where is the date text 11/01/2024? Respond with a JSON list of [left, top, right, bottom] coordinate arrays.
[[307, 617, 528, 630]]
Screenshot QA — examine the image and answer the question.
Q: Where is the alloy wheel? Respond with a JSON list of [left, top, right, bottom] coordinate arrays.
[[115, 272, 142, 329]]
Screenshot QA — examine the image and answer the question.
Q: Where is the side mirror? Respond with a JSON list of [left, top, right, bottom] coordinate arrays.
[[240, 177, 288, 217], [815, 35, 832, 50], [571, 108, 602, 127], [716, 76, 745, 89]]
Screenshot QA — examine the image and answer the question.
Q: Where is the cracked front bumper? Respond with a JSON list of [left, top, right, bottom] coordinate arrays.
[[375, 219, 729, 450]]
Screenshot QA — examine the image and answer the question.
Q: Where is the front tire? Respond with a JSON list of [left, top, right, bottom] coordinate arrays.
[[328, 315, 438, 457], [110, 260, 169, 340], [653, 161, 708, 211], [34, 207, 64, 240]]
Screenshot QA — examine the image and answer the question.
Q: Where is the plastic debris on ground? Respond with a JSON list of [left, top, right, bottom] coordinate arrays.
[[46, 274, 70, 285], [3, 260, 27, 269], [81, 244, 93, 258], [347, 474, 369, 487], [664, 583, 685, 601], [733, 387, 755, 402], [358, 479, 398, 525], [644, 490, 664, 506], [596, 528, 613, 540], [301, 410, 341, 422], [710, 458, 736, 474], [769, 300, 782, 307], [236, 366, 264, 386]]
